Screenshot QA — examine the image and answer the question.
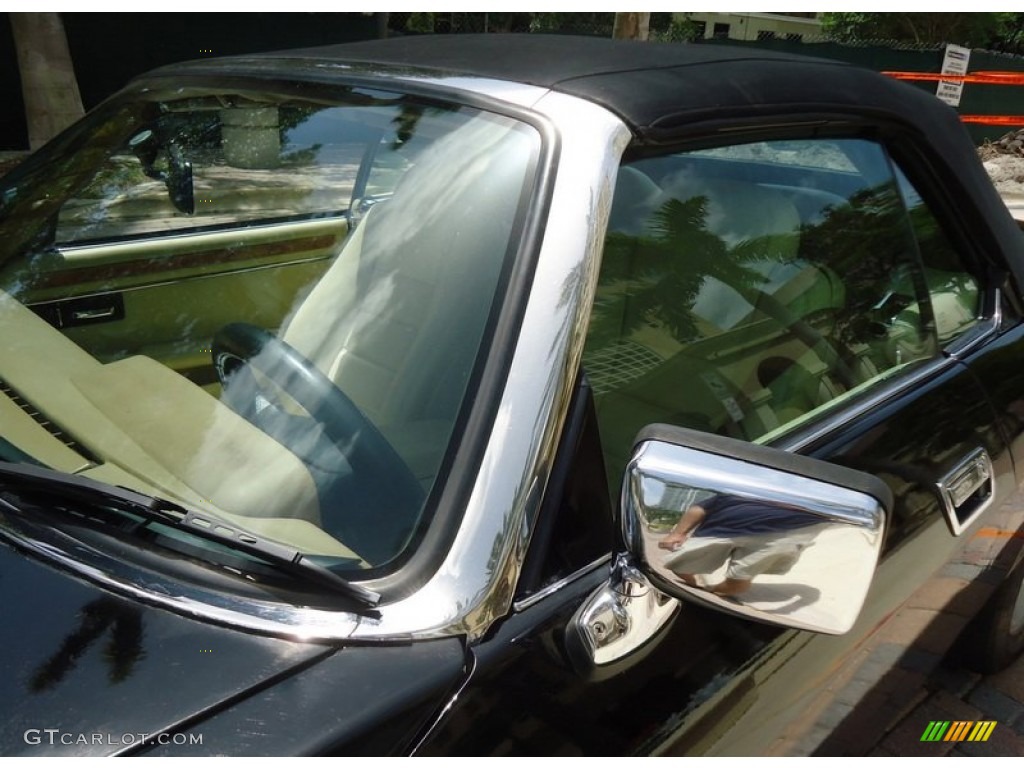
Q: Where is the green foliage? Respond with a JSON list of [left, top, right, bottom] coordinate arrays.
[[396, 12, 534, 35], [821, 12, 1017, 47], [405, 12, 436, 34], [391, 11, 702, 40], [650, 15, 704, 43], [528, 12, 614, 36]]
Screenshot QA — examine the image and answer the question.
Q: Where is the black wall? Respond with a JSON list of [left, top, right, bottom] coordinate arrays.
[[0, 14, 26, 150]]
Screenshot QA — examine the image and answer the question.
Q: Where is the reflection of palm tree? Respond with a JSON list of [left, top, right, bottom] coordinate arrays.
[[29, 598, 144, 692], [588, 195, 795, 350], [591, 180, 938, 361]]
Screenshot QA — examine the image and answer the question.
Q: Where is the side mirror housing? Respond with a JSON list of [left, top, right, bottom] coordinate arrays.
[[622, 425, 890, 635]]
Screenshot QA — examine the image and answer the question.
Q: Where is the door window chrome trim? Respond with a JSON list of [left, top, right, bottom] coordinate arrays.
[[944, 285, 1002, 361], [774, 356, 952, 454], [512, 553, 612, 613], [775, 289, 1001, 455]]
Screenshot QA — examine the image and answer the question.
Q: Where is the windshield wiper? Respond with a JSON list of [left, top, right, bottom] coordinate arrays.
[[0, 462, 380, 607]]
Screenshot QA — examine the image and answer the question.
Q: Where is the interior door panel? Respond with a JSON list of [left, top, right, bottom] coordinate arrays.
[[23, 217, 346, 382]]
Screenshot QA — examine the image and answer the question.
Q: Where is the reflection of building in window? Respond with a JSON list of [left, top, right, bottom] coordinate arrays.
[[680, 12, 821, 42], [584, 340, 664, 396]]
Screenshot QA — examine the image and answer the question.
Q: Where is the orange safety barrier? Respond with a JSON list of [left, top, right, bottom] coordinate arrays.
[[883, 70, 1024, 126], [960, 115, 1024, 126], [883, 70, 1024, 86]]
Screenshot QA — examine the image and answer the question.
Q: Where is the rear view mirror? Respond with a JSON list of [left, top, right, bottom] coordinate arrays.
[[622, 425, 890, 635], [165, 143, 194, 215], [127, 130, 194, 215]]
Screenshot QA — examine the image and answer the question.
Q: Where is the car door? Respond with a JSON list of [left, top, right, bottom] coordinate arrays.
[[415, 132, 1024, 756]]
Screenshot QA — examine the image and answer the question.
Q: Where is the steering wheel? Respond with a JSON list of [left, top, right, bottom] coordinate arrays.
[[212, 322, 424, 560]]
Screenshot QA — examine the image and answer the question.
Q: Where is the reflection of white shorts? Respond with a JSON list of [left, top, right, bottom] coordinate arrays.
[[662, 528, 820, 581]]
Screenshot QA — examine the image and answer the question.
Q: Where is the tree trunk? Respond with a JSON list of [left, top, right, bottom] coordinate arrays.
[[613, 12, 650, 41], [10, 12, 84, 150]]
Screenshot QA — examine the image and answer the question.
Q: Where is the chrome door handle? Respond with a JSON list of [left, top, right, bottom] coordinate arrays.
[[72, 306, 117, 321], [938, 448, 994, 535]]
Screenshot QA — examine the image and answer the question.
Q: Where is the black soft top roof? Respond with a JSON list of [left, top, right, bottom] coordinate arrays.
[[240, 34, 943, 140]]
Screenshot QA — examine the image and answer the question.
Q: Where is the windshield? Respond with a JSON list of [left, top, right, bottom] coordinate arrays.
[[0, 83, 539, 574]]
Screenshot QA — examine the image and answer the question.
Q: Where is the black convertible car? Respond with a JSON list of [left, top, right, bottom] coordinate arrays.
[[1, 35, 1023, 755]]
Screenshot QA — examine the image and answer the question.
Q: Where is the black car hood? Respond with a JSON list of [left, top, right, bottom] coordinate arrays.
[[0, 540, 465, 755]]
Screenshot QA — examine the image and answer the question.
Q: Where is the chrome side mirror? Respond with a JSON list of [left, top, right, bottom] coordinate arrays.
[[622, 425, 890, 635]]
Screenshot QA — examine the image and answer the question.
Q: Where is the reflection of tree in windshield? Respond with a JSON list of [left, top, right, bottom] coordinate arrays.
[[29, 598, 145, 692], [0, 103, 151, 281]]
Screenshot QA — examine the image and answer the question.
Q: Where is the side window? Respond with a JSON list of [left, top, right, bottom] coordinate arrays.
[[54, 104, 368, 244], [894, 165, 981, 345], [587, 138, 982, 489]]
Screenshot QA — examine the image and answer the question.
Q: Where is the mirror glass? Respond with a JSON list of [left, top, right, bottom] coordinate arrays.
[[623, 434, 887, 634]]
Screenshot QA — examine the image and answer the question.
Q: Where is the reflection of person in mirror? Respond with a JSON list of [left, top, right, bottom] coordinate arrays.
[[657, 493, 825, 597]]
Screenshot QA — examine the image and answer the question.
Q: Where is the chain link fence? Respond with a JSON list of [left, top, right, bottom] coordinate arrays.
[[384, 12, 691, 41], [383, 13, 1024, 57]]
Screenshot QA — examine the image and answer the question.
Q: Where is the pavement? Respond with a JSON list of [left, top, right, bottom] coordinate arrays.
[[858, 487, 1024, 757], [765, 483, 1024, 758], [820, 484, 1024, 758], [866, 636, 1024, 756]]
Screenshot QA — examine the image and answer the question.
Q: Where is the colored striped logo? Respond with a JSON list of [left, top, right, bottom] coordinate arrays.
[[920, 721, 996, 742]]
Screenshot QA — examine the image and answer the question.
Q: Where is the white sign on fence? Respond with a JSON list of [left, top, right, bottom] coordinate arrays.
[[936, 43, 971, 108]]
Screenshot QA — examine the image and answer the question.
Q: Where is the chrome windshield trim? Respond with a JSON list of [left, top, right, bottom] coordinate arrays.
[[361, 73, 553, 110], [346, 92, 631, 641], [512, 553, 613, 613], [0, 504, 363, 642]]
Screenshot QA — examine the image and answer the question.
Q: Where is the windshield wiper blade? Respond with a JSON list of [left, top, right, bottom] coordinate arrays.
[[173, 509, 381, 607], [0, 462, 380, 607]]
